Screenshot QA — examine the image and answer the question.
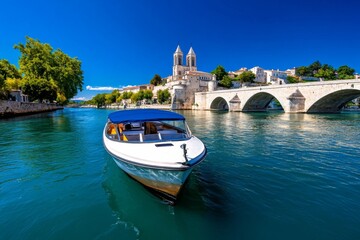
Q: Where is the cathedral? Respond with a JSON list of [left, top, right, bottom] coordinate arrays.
[[163, 45, 216, 109], [172, 45, 197, 79]]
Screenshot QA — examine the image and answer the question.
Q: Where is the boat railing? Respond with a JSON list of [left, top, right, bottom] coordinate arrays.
[[106, 123, 189, 143], [121, 132, 187, 143]]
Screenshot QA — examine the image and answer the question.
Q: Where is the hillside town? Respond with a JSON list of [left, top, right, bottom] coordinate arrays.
[[111, 45, 360, 110]]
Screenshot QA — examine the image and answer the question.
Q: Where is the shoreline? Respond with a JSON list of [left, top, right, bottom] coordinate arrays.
[[0, 100, 63, 119], [78, 103, 172, 110]]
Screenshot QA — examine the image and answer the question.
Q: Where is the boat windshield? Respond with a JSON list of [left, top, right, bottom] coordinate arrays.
[[105, 120, 192, 143]]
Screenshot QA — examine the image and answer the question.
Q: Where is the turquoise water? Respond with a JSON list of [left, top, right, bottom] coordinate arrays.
[[1, 108, 360, 240]]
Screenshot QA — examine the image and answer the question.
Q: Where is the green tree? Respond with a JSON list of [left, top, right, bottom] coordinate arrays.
[[218, 75, 233, 88], [116, 94, 123, 103], [0, 59, 21, 81], [157, 89, 171, 104], [122, 91, 133, 100], [131, 92, 141, 103], [52, 50, 84, 101], [308, 60, 322, 75], [315, 64, 336, 80], [286, 76, 301, 84], [14, 37, 84, 104], [296, 66, 310, 76], [337, 65, 355, 79], [93, 93, 106, 108], [21, 78, 58, 102], [143, 89, 153, 100], [5, 78, 23, 90], [0, 59, 22, 99], [150, 74, 162, 86], [105, 93, 115, 105], [238, 71, 256, 83], [211, 65, 228, 81]]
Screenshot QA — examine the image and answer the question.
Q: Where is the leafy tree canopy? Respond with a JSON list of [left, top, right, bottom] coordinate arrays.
[[14, 37, 84, 104], [218, 75, 233, 88], [337, 65, 355, 79], [143, 89, 153, 100], [150, 74, 162, 86], [314, 65, 336, 80], [286, 76, 302, 84], [211, 65, 228, 81], [0, 59, 21, 82], [21, 78, 58, 102], [0, 59, 22, 99], [122, 91, 133, 99], [296, 60, 355, 80], [92, 93, 106, 108], [237, 71, 256, 83], [157, 89, 171, 104]]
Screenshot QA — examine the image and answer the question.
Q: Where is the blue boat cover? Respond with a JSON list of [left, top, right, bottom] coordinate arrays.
[[108, 109, 185, 123]]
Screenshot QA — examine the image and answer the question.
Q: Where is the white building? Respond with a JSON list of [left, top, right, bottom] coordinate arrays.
[[285, 68, 296, 76], [10, 90, 29, 102], [165, 45, 215, 109], [264, 69, 288, 85], [228, 67, 248, 78], [249, 66, 266, 83]]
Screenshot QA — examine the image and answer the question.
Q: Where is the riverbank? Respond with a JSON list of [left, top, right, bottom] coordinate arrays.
[[0, 100, 63, 118], [78, 103, 172, 110]]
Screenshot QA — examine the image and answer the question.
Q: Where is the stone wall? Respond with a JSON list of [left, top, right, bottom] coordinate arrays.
[[0, 100, 63, 118]]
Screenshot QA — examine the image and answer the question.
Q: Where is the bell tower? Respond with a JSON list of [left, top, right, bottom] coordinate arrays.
[[173, 45, 184, 77], [186, 47, 197, 72]]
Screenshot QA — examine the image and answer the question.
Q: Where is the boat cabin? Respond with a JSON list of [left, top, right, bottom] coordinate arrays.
[[105, 120, 192, 143]]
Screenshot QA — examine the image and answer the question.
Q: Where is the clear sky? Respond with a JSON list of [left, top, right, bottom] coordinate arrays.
[[1, 0, 360, 100]]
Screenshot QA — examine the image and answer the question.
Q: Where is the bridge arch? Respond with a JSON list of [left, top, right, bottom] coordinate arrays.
[[307, 89, 360, 113], [242, 92, 283, 112], [210, 97, 229, 110]]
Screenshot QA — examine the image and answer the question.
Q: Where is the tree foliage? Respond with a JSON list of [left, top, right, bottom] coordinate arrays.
[[122, 91, 133, 100], [296, 60, 355, 80], [337, 65, 355, 79], [21, 78, 58, 102], [157, 89, 171, 104], [237, 71, 256, 83], [0, 59, 21, 82], [14, 37, 84, 104], [143, 89, 153, 100], [0, 59, 22, 99], [92, 93, 106, 108], [150, 74, 162, 86], [211, 65, 228, 81], [218, 75, 233, 88], [286, 76, 302, 84], [314, 66, 336, 80]]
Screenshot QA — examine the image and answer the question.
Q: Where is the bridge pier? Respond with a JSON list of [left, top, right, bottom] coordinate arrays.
[[286, 89, 306, 113], [229, 94, 241, 112]]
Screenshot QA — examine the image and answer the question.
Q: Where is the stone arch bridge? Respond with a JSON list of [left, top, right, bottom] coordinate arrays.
[[194, 79, 360, 113]]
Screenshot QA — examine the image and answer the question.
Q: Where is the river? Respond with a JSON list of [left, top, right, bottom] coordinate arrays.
[[1, 108, 360, 240]]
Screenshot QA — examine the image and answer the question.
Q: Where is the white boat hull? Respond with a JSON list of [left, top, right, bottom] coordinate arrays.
[[112, 156, 194, 197]]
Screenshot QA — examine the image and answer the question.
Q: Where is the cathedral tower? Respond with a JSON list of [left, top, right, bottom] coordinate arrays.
[[186, 47, 197, 71], [173, 45, 184, 77]]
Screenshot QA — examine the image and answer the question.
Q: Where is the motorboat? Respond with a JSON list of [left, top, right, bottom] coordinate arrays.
[[103, 109, 207, 203]]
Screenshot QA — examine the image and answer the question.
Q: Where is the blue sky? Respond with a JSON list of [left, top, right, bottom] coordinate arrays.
[[1, 0, 360, 100]]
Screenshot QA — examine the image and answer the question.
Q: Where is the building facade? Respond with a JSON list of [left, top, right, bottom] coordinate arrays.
[[249, 66, 266, 83], [164, 45, 215, 109], [264, 69, 288, 85]]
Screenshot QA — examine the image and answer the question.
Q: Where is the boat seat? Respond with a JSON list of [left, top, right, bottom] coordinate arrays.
[[158, 129, 177, 134], [123, 130, 143, 135], [161, 133, 186, 140], [143, 134, 160, 142], [123, 134, 141, 142]]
